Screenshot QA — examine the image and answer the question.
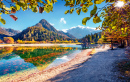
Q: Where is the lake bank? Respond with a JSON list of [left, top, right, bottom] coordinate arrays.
[[14, 45, 128, 82], [44, 45, 127, 82], [0, 44, 103, 82], [5, 48, 92, 82], [0, 46, 82, 82], [0, 43, 80, 47]]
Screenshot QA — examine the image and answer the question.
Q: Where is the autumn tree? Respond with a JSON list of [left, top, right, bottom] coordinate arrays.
[[97, 3, 130, 49], [0, 39, 3, 43], [0, 0, 130, 47], [63, 0, 130, 47], [75, 39, 78, 43], [64, 0, 130, 24], [84, 32, 101, 44], [17, 39, 23, 43], [3, 37, 14, 44]]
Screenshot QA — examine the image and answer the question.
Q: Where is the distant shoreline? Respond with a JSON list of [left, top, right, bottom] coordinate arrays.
[[0, 43, 80, 47]]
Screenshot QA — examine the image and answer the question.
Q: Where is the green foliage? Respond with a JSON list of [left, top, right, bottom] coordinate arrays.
[[82, 7, 88, 13], [14, 26, 69, 41], [76, 9, 81, 15], [90, 5, 97, 17], [83, 32, 101, 44], [105, 0, 115, 3], [64, 10, 69, 14], [93, 16, 102, 23], [63, 0, 130, 25], [70, 8, 74, 14], [0, 19, 6, 25], [94, 0, 105, 4], [0, 0, 130, 26], [82, 17, 90, 25], [44, 5, 53, 13], [100, 4, 130, 46], [15, 4, 21, 10], [0, 0, 57, 24], [31, 7, 38, 12]]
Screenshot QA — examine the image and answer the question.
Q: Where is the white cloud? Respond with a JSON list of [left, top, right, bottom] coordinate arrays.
[[61, 29, 68, 33], [70, 25, 96, 30], [50, 23, 54, 26], [60, 18, 66, 24]]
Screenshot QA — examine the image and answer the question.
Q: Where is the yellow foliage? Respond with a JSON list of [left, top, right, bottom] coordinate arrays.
[[0, 39, 3, 43], [3, 37, 14, 44], [0, 47, 14, 57], [17, 40, 23, 43]]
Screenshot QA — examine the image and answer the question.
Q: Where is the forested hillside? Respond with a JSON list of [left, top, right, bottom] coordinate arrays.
[[14, 26, 69, 41], [83, 32, 101, 44], [34, 19, 75, 39]]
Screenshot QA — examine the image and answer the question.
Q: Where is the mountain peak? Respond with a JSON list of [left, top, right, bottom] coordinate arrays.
[[35, 23, 43, 27], [35, 19, 58, 33], [34, 19, 75, 39], [39, 19, 48, 23]]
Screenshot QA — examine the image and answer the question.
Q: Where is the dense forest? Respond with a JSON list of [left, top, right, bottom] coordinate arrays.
[[13, 26, 72, 41], [82, 32, 101, 44]]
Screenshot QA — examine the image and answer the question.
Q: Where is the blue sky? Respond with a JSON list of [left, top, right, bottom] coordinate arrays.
[[0, 0, 107, 31]]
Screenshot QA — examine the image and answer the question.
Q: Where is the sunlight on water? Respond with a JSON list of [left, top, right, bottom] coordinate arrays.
[[57, 56, 69, 60], [46, 50, 81, 69]]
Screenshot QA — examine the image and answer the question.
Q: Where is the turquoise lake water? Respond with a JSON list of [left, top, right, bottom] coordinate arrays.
[[0, 45, 82, 77]]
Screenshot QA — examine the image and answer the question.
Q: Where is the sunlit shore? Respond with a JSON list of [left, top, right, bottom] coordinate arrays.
[[19, 45, 110, 82], [0, 44, 104, 82], [0, 43, 81, 47], [20, 45, 109, 82], [18, 49, 92, 82], [0, 47, 93, 82]]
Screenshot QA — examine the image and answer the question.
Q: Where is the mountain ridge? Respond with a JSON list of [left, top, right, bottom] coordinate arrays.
[[0, 26, 20, 36], [63, 26, 101, 39], [34, 19, 76, 39], [13, 26, 71, 41]]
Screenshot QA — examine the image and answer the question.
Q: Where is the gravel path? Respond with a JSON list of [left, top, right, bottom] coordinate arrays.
[[47, 46, 127, 82]]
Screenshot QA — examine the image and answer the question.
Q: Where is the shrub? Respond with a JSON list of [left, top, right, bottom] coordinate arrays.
[[3, 37, 14, 44]]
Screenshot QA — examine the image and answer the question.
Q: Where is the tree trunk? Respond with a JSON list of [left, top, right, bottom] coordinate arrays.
[[120, 39, 125, 48], [121, 40, 123, 47], [122, 40, 125, 48], [127, 39, 129, 46], [111, 40, 113, 50]]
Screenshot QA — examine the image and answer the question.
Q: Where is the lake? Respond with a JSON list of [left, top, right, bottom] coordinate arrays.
[[0, 45, 82, 78]]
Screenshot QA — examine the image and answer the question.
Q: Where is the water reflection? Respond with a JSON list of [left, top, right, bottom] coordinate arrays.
[[0, 46, 80, 76], [46, 50, 81, 69]]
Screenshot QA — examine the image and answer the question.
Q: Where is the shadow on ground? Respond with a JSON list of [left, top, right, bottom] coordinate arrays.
[[46, 48, 128, 82]]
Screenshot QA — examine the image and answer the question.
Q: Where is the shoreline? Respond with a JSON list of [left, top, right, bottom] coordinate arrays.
[[0, 43, 79, 47], [18, 45, 110, 82], [9, 49, 92, 82]]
